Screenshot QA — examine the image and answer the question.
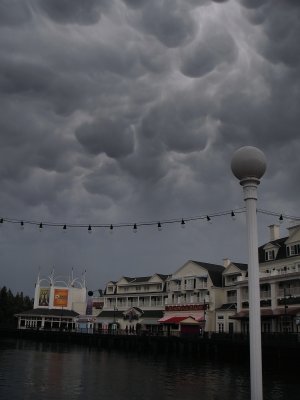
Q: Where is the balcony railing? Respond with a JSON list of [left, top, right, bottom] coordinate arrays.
[[260, 291, 271, 299], [227, 296, 237, 303], [169, 285, 181, 291], [277, 287, 300, 298]]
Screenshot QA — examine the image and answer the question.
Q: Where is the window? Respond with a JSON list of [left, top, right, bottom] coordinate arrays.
[[227, 290, 237, 302], [265, 250, 275, 261], [287, 244, 300, 256]]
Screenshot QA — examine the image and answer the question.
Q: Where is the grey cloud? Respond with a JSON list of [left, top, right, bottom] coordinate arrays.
[[83, 160, 132, 201], [34, 0, 105, 25], [122, 0, 147, 9], [75, 117, 135, 159], [0, 0, 32, 26], [0, 0, 300, 296], [141, 104, 208, 153], [180, 29, 237, 78], [0, 57, 55, 95], [239, 0, 270, 9], [139, 1, 197, 48], [240, 1, 300, 66]]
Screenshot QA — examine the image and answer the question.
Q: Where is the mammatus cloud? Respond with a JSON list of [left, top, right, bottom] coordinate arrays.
[[0, 0, 299, 295], [34, 0, 105, 25]]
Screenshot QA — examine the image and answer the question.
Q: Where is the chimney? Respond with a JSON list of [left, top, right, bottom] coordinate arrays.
[[269, 224, 280, 241], [223, 258, 231, 268]]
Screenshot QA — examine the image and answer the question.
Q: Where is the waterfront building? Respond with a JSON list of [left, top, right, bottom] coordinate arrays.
[[160, 260, 225, 335], [228, 224, 300, 333], [15, 224, 300, 335], [95, 274, 169, 333], [15, 270, 87, 331], [215, 259, 247, 333]]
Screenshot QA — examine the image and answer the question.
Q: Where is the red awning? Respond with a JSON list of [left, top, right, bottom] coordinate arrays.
[[159, 316, 188, 324]]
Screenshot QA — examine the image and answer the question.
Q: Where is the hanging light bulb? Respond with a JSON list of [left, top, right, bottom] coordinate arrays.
[[181, 219, 185, 228], [0, 218, 3, 224], [206, 216, 212, 223], [133, 223, 137, 233], [20, 221, 25, 230], [62, 224, 67, 232], [88, 225, 92, 233], [109, 224, 114, 234], [231, 211, 236, 220], [279, 214, 284, 224], [157, 222, 162, 231], [39, 222, 43, 232]]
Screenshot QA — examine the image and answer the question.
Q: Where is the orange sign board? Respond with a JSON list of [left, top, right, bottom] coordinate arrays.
[[53, 289, 68, 307]]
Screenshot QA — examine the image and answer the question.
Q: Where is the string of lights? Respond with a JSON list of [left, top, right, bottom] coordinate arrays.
[[0, 208, 246, 232], [0, 207, 298, 233]]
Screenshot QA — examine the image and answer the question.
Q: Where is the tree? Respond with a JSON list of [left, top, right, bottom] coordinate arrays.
[[0, 287, 33, 328]]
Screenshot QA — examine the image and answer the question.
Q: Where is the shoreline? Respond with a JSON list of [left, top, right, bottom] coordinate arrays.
[[1, 329, 299, 362]]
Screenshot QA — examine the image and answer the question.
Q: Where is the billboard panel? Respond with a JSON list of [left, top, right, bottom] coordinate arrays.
[[38, 288, 50, 306], [53, 289, 68, 307]]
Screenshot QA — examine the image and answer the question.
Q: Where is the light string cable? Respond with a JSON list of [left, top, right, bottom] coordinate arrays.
[[0, 207, 246, 232], [257, 209, 300, 223]]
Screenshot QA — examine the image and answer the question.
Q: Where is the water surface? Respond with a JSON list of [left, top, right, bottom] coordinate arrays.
[[0, 339, 298, 400]]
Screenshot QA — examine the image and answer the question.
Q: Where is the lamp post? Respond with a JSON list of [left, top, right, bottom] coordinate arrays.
[[283, 287, 292, 332], [231, 146, 267, 400], [113, 305, 118, 333], [203, 297, 206, 336]]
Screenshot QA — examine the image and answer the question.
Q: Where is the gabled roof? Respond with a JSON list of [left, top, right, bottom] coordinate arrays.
[[191, 261, 225, 287], [141, 310, 164, 318], [258, 237, 288, 262], [117, 274, 169, 284], [155, 273, 170, 280], [232, 262, 247, 271], [97, 310, 124, 318], [15, 308, 79, 317]]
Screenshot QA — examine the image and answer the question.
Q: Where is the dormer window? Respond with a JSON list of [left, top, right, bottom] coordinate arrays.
[[265, 250, 275, 261], [286, 244, 300, 257]]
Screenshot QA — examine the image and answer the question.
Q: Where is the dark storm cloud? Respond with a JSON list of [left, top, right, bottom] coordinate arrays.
[[180, 26, 237, 77], [0, 0, 32, 26], [246, 2, 300, 67], [34, 0, 105, 25], [128, 0, 198, 48], [75, 117, 135, 159], [0, 0, 300, 295], [140, 95, 209, 153]]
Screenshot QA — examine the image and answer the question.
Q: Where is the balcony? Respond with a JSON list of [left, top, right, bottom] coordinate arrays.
[[227, 296, 237, 303], [277, 287, 300, 298], [169, 284, 181, 292], [260, 291, 271, 299], [183, 284, 195, 291], [195, 283, 208, 290]]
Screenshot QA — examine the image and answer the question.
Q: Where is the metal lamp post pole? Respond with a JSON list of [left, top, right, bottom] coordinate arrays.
[[231, 146, 267, 400], [242, 177, 263, 400], [203, 297, 206, 336]]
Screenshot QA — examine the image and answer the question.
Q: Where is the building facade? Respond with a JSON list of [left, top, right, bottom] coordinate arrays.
[[95, 273, 169, 333], [222, 225, 300, 333], [16, 270, 87, 331], [15, 225, 300, 335]]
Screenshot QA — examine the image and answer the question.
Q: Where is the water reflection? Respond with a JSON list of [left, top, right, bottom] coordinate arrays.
[[0, 339, 298, 400]]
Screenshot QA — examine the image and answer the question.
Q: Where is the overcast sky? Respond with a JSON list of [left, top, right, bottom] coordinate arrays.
[[1, 0, 300, 297]]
